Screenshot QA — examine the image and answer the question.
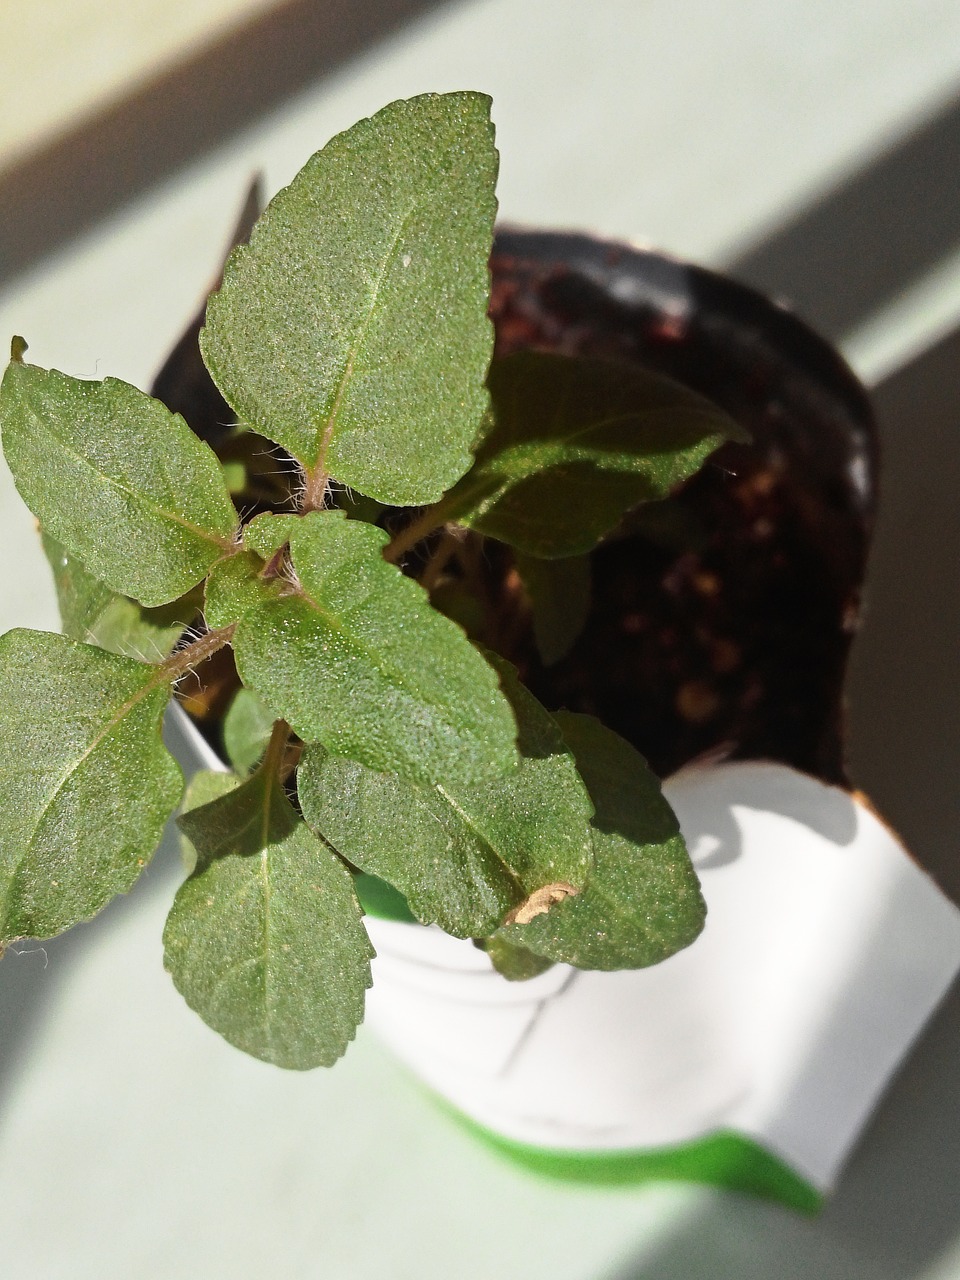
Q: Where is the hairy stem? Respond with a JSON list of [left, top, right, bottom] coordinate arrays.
[[161, 623, 237, 683], [300, 465, 329, 513]]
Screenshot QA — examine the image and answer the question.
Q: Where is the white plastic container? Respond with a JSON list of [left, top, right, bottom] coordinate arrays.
[[167, 704, 960, 1209]]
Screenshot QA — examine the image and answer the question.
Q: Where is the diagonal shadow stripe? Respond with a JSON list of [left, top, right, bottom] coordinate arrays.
[[727, 91, 960, 340], [844, 321, 960, 905], [0, 0, 448, 288]]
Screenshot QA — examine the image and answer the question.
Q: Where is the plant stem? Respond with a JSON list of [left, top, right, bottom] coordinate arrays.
[[300, 465, 329, 513], [383, 496, 458, 564], [161, 624, 237, 683], [419, 527, 460, 591]]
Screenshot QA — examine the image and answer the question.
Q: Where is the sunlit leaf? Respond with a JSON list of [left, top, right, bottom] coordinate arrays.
[[234, 510, 517, 788], [0, 356, 239, 605], [297, 657, 592, 938], [0, 628, 181, 947], [203, 550, 281, 628], [201, 92, 498, 504], [164, 767, 372, 1068], [222, 689, 275, 775]]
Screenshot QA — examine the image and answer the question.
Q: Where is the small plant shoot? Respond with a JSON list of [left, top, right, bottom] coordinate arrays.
[[0, 92, 744, 1069]]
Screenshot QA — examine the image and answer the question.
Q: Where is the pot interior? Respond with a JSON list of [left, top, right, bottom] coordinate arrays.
[[488, 230, 878, 783]]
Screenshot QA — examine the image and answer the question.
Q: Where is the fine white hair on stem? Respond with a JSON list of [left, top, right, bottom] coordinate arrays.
[[171, 621, 212, 690]]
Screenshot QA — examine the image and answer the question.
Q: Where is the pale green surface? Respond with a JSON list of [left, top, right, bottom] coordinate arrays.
[[298, 658, 593, 938], [241, 511, 301, 559], [42, 532, 195, 661], [177, 769, 240, 872], [0, 629, 181, 945], [3, 1, 960, 1276], [453, 352, 744, 557], [201, 92, 497, 503], [502, 713, 705, 969], [202, 549, 281, 628], [166, 769, 372, 1068], [222, 688, 274, 774], [0, 361, 238, 607], [233, 510, 518, 787]]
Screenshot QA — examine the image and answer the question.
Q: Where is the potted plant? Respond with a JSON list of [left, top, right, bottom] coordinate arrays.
[[0, 91, 956, 1211]]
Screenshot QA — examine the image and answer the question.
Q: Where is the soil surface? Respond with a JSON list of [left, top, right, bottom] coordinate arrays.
[[483, 241, 877, 783]]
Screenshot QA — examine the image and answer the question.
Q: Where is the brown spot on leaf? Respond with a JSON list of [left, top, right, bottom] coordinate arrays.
[[506, 881, 579, 925]]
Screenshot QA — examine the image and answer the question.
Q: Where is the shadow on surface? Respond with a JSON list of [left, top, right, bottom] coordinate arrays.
[[601, 980, 960, 1280], [845, 325, 960, 904], [0, 822, 183, 1111], [0, 0, 449, 287], [598, 318, 960, 1278], [726, 91, 960, 339]]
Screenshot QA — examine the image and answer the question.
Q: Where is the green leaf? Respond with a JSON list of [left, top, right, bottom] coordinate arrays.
[[42, 533, 197, 661], [0, 628, 182, 947], [200, 92, 498, 504], [242, 512, 302, 560], [163, 767, 373, 1069], [234, 510, 517, 788], [222, 689, 275, 775], [352, 871, 417, 924], [297, 657, 592, 938], [501, 712, 706, 969], [0, 357, 240, 606], [221, 460, 246, 493], [478, 935, 554, 982], [514, 551, 591, 665], [448, 351, 747, 557], [203, 551, 282, 628], [178, 770, 239, 872]]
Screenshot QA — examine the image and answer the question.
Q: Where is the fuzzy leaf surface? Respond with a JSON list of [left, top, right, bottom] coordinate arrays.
[[449, 352, 746, 557], [0, 629, 181, 947], [178, 770, 238, 872], [222, 690, 275, 775], [242, 512, 302, 561], [514, 551, 591, 665], [297, 658, 592, 938], [234, 511, 517, 788], [200, 92, 498, 504], [42, 533, 196, 661], [501, 712, 706, 969], [164, 768, 372, 1069], [203, 551, 282, 628], [0, 359, 240, 605]]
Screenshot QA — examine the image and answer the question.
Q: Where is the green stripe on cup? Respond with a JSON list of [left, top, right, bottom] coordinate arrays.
[[436, 1097, 823, 1212], [360, 875, 822, 1212]]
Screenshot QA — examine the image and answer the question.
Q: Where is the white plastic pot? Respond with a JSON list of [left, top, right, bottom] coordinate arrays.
[[165, 705, 960, 1210]]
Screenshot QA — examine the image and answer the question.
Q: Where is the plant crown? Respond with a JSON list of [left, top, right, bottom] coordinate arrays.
[[0, 93, 745, 1068]]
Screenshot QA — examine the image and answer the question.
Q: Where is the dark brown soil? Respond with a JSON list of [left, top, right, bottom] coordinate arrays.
[[482, 239, 878, 784]]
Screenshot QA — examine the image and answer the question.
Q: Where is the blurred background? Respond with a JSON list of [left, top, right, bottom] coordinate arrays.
[[1, 2, 960, 1276]]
